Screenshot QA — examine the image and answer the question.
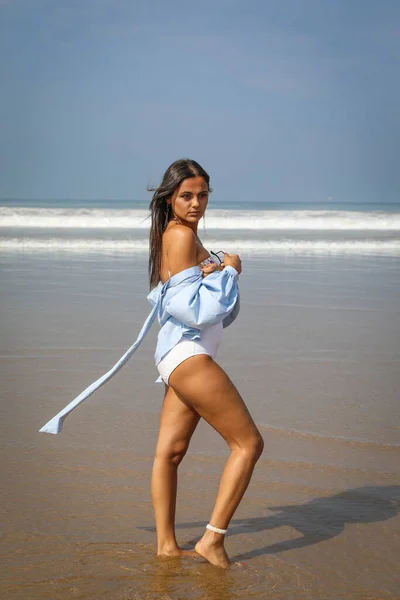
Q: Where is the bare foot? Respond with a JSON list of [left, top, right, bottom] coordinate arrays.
[[157, 547, 199, 558], [195, 534, 230, 569], [179, 549, 199, 558]]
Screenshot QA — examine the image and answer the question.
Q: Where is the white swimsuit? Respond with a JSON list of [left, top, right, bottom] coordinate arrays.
[[156, 321, 223, 385], [157, 256, 224, 385]]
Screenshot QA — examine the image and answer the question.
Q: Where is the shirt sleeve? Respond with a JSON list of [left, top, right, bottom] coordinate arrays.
[[165, 266, 239, 330]]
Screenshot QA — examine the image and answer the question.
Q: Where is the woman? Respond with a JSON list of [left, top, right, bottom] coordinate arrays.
[[39, 158, 263, 569], [148, 159, 264, 569]]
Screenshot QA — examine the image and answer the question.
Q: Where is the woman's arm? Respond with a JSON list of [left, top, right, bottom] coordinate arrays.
[[165, 264, 239, 330], [163, 227, 240, 329]]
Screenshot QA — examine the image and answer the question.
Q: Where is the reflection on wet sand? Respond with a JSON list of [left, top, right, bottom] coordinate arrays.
[[148, 557, 234, 600]]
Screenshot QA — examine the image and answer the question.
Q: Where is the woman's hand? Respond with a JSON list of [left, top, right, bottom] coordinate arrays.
[[222, 252, 242, 275], [201, 262, 222, 278]]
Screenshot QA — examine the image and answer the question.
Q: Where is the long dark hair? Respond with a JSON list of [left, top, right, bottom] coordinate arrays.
[[148, 158, 211, 289]]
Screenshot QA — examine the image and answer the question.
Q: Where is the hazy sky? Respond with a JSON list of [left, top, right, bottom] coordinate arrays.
[[1, 0, 399, 203]]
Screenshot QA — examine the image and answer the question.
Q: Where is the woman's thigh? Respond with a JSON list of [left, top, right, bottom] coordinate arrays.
[[168, 355, 261, 449], [155, 385, 201, 456]]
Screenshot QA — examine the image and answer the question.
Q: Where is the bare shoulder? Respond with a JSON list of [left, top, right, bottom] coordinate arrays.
[[163, 224, 197, 272], [164, 224, 197, 251]]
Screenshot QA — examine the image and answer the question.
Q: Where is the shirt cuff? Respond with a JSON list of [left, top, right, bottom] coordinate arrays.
[[224, 265, 239, 278]]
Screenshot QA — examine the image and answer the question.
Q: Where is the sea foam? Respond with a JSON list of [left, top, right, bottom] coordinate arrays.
[[1, 207, 399, 230]]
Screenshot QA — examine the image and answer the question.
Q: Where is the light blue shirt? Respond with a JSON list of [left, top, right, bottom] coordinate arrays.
[[39, 265, 239, 435], [150, 264, 239, 365]]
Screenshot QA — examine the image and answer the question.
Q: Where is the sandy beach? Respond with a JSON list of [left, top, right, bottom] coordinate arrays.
[[1, 252, 399, 599]]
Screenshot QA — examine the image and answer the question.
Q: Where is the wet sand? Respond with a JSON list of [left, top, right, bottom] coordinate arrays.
[[1, 253, 399, 599]]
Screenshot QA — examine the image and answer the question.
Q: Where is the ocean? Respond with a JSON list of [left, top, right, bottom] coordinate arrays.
[[1, 197, 399, 599], [1, 199, 400, 256]]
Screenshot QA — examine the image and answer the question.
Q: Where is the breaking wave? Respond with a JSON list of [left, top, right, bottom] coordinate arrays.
[[1, 207, 400, 231], [1, 237, 400, 255]]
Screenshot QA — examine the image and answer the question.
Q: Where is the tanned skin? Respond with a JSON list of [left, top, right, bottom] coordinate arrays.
[[151, 176, 264, 568]]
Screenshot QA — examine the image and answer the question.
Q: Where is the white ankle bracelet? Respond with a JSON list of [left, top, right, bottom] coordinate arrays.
[[206, 523, 227, 535]]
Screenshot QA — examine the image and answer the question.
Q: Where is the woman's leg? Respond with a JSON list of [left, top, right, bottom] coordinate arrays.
[[169, 355, 264, 568], [151, 384, 200, 556]]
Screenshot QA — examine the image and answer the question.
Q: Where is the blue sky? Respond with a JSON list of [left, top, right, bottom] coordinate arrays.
[[0, 0, 399, 203]]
